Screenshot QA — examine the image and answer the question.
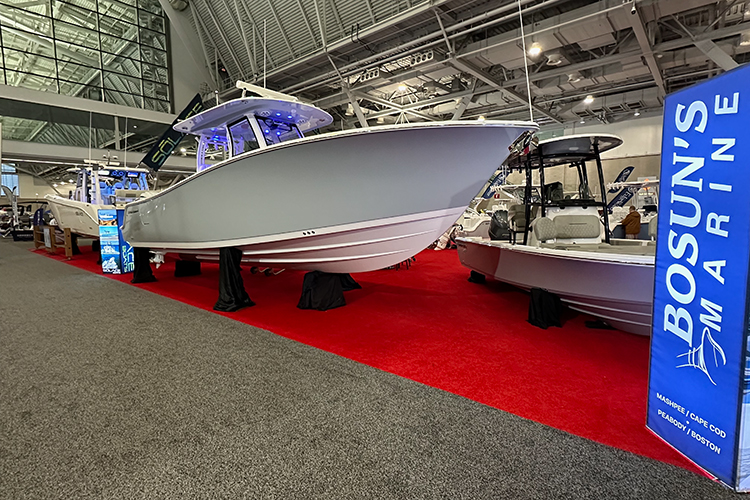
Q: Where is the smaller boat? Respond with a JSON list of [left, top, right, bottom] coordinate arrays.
[[456, 134, 655, 336], [46, 165, 151, 238]]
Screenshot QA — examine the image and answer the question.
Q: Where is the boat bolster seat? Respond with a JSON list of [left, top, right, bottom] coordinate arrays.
[[532, 217, 556, 243], [532, 215, 602, 246]]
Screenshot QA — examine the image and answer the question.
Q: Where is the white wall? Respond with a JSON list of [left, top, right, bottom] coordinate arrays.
[[563, 115, 663, 159], [17, 174, 59, 198]]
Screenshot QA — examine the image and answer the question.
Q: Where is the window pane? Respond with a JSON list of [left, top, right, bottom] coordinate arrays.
[[0, 0, 50, 16], [228, 119, 259, 156], [144, 97, 169, 112], [139, 46, 165, 66], [55, 41, 100, 68], [137, 0, 161, 15], [98, 0, 136, 24], [0, 5, 52, 34], [4, 69, 57, 90], [142, 79, 167, 100], [53, 21, 99, 50], [98, 14, 137, 39], [100, 33, 140, 60], [1, 27, 56, 58], [104, 88, 141, 106], [104, 53, 140, 78], [139, 28, 165, 50], [3, 48, 57, 76], [138, 10, 163, 33], [56, 53, 99, 84], [59, 78, 102, 100], [141, 62, 167, 83], [54, 1, 98, 30]]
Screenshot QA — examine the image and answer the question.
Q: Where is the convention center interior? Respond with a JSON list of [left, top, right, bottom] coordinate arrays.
[[3, 0, 750, 497]]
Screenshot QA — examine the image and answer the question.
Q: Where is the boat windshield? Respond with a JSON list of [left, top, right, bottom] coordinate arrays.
[[256, 116, 302, 145], [228, 118, 260, 156]]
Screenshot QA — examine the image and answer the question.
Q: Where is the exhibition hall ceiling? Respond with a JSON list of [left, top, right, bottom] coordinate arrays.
[[195, 0, 750, 127]]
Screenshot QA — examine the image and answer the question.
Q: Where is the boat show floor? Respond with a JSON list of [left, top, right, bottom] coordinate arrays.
[[2, 238, 737, 497]]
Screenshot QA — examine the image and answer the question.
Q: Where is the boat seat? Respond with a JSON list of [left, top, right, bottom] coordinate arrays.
[[648, 217, 658, 240], [552, 215, 601, 239]]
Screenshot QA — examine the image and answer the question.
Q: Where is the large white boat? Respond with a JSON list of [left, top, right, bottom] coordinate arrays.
[[121, 82, 537, 273], [457, 134, 655, 336], [46, 166, 151, 238]]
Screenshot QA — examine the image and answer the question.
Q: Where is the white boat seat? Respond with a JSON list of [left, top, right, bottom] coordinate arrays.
[[648, 217, 658, 239], [533, 217, 556, 242], [552, 215, 601, 239]]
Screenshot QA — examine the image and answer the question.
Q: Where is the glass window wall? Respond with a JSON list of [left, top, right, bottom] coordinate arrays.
[[0, 0, 171, 112]]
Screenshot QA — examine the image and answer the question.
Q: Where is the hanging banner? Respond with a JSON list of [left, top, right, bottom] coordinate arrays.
[[140, 93, 204, 171], [647, 64, 750, 489], [608, 166, 635, 193]]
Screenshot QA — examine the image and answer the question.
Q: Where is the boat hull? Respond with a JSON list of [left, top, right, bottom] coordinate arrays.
[[457, 238, 654, 335], [45, 196, 109, 238], [123, 122, 534, 273]]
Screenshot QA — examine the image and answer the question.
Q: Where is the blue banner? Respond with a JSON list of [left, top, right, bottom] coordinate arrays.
[[98, 209, 133, 275], [481, 169, 509, 199], [647, 65, 750, 488]]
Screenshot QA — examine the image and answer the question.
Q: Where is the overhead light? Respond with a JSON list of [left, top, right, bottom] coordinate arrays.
[[567, 73, 583, 83], [580, 119, 585, 124], [53, 183, 58, 187], [634, 110, 641, 117], [528, 42, 542, 57], [740, 31, 750, 46], [478, 115, 486, 122], [180, 148, 187, 153], [397, 83, 407, 92], [583, 95, 594, 105], [546, 53, 562, 66]]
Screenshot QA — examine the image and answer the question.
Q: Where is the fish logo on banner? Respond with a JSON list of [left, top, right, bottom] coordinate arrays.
[[646, 64, 750, 490], [141, 93, 204, 171]]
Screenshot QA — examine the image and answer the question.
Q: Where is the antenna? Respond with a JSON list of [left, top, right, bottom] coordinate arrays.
[[263, 19, 267, 89], [517, 0, 534, 122]]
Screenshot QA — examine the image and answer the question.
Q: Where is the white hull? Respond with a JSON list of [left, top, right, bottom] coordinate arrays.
[[457, 237, 655, 335], [45, 196, 108, 238], [150, 208, 464, 273], [123, 121, 535, 274]]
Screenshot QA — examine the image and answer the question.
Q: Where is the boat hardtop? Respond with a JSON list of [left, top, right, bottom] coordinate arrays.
[[506, 133, 623, 169]]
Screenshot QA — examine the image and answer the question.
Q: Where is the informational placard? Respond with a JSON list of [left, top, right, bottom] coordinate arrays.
[[97, 209, 133, 274], [98, 209, 122, 274], [647, 64, 750, 489]]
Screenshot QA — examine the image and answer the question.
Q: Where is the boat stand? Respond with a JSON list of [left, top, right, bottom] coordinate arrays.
[[297, 272, 361, 311], [174, 259, 202, 277], [131, 247, 157, 283], [214, 247, 255, 312]]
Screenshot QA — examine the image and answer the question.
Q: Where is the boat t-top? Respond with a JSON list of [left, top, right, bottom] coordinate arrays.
[[121, 81, 537, 273], [457, 133, 656, 335]]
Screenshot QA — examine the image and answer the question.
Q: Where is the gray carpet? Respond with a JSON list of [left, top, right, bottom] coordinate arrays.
[[0, 238, 740, 499]]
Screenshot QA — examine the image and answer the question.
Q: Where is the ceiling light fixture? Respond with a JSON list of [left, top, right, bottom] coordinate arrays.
[[740, 31, 750, 46], [478, 115, 486, 122], [567, 73, 583, 83], [546, 53, 562, 66], [528, 42, 542, 57], [180, 148, 187, 153], [580, 119, 585, 124], [583, 95, 594, 105], [397, 83, 407, 92], [634, 110, 641, 117]]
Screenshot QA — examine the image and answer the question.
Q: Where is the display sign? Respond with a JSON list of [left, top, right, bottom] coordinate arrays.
[[608, 166, 635, 193], [647, 64, 750, 489], [141, 93, 204, 171], [97, 209, 133, 274]]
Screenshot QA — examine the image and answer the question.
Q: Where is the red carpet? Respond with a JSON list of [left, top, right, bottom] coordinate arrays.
[[36, 245, 701, 474]]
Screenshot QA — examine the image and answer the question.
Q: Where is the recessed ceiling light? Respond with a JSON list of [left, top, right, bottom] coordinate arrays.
[[579, 118, 585, 124], [634, 110, 641, 117], [583, 95, 594, 105], [528, 42, 542, 57], [478, 115, 486, 122]]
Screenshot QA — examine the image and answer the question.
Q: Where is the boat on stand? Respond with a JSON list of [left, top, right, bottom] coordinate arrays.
[[456, 134, 655, 336], [121, 81, 537, 274], [46, 162, 152, 238]]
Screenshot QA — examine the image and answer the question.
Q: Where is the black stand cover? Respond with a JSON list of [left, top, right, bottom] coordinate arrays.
[[175, 260, 202, 277], [214, 247, 254, 312], [468, 270, 486, 284], [71, 233, 81, 255], [528, 287, 562, 329], [92, 239, 101, 264], [297, 272, 361, 311], [131, 247, 157, 283]]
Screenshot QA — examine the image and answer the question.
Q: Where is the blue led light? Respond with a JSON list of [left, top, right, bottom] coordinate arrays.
[[276, 132, 281, 135], [265, 130, 270, 134], [287, 115, 292, 119], [275, 112, 281, 116]]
